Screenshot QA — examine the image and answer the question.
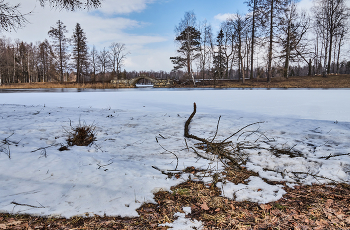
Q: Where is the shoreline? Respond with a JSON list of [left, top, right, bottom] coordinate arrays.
[[1, 74, 350, 89]]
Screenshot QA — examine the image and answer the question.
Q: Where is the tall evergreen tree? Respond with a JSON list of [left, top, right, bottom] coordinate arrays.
[[232, 14, 248, 83], [213, 29, 226, 81], [72, 23, 88, 83], [48, 20, 69, 82], [171, 11, 201, 78]]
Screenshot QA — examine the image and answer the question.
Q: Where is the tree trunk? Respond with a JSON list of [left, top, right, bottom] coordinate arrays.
[[250, 0, 256, 80], [267, 0, 274, 83], [284, 12, 291, 79], [308, 59, 312, 76], [13, 46, 15, 83], [336, 35, 343, 74]]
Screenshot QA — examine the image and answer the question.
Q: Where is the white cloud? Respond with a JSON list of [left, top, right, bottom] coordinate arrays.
[[124, 47, 175, 71], [2, 0, 172, 71], [214, 13, 235, 22], [296, 0, 313, 13], [97, 0, 157, 15]]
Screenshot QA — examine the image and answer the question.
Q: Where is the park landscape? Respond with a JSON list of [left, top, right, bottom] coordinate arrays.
[[1, 0, 350, 229]]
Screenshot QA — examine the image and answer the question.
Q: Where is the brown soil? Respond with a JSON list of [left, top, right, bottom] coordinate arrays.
[[1, 74, 350, 89]]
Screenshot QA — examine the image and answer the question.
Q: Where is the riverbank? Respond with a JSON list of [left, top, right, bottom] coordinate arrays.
[[1, 74, 350, 89]]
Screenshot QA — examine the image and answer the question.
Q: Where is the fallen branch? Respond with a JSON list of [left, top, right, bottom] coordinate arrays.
[[184, 102, 262, 166], [31, 143, 60, 158], [320, 152, 350, 159], [11, 201, 45, 209], [156, 137, 179, 170], [1, 133, 21, 159]]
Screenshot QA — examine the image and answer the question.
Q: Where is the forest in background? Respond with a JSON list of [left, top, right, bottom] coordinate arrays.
[[0, 0, 350, 85]]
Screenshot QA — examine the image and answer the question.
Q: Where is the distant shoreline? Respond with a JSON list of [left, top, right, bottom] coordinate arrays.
[[1, 74, 350, 89]]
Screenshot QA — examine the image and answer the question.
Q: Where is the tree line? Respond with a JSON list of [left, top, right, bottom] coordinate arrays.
[[171, 0, 350, 83], [0, 20, 129, 84], [0, 0, 130, 84], [2, 0, 350, 85]]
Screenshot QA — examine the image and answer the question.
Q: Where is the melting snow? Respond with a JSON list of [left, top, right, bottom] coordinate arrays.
[[0, 89, 349, 219]]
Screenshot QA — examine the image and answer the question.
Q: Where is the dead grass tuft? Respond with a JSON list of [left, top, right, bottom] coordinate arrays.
[[66, 121, 96, 146]]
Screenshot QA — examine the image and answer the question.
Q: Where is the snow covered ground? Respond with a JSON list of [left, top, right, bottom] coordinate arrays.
[[0, 89, 349, 224]]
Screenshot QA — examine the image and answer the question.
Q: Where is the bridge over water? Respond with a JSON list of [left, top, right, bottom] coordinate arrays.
[[111, 76, 174, 88]]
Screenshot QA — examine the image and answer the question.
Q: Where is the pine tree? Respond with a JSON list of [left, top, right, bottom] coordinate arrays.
[[72, 23, 88, 83], [233, 14, 248, 83], [171, 11, 201, 77], [213, 29, 226, 82], [48, 20, 69, 82]]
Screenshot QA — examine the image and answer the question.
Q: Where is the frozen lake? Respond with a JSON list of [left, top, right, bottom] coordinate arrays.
[[0, 88, 349, 122]]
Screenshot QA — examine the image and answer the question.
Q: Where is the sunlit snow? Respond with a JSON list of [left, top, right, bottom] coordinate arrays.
[[0, 89, 349, 220]]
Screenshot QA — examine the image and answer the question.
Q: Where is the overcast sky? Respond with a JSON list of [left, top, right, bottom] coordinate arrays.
[[2, 0, 313, 72]]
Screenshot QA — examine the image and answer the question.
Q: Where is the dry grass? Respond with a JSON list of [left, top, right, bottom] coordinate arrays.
[[66, 122, 96, 147], [1, 74, 350, 89], [182, 74, 350, 88], [0, 82, 132, 89]]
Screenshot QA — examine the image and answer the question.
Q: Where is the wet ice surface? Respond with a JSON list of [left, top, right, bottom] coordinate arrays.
[[0, 89, 349, 219]]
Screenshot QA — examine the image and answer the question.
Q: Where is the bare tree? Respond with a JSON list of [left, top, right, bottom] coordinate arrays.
[[38, 39, 55, 82], [97, 47, 110, 81], [198, 20, 213, 81], [39, 0, 102, 10], [246, 0, 262, 79], [313, 0, 350, 75], [1, 0, 101, 31], [279, 1, 309, 78], [260, 0, 289, 82], [109, 42, 128, 79], [221, 19, 235, 79], [0, 0, 28, 32], [335, 27, 348, 74], [90, 45, 98, 82]]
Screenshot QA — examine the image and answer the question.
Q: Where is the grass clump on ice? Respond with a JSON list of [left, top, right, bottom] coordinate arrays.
[[66, 120, 96, 146]]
